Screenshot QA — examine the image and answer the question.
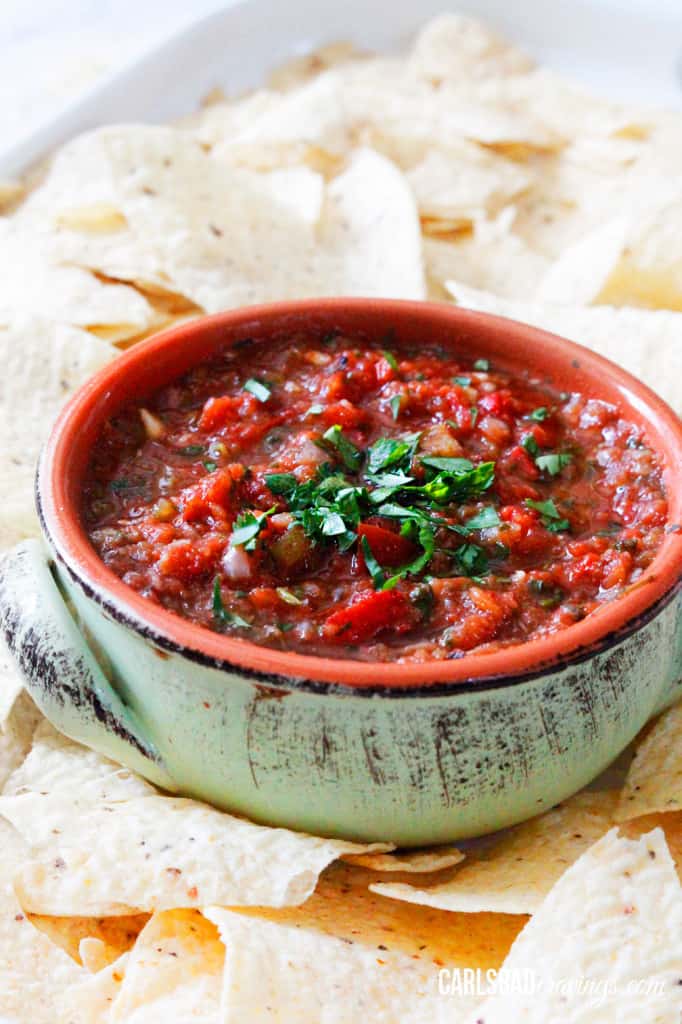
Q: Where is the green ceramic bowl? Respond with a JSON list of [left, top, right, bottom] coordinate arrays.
[[1, 300, 681, 845]]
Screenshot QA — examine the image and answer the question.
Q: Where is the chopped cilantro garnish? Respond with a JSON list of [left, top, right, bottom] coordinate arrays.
[[525, 498, 570, 532], [473, 358, 490, 372], [318, 425, 362, 471], [360, 536, 387, 588], [212, 577, 251, 629], [265, 472, 298, 496], [453, 375, 471, 387], [521, 434, 540, 457], [259, 432, 498, 586], [244, 378, 271, 402], [456, 543, 489, 576], [466, 506, 501, 530], [231, 508, 274, 550], [535, 452, 572, 476], [203, 460, 217, 473], [278, 621, 295, 632], [178, 444, 204, 456], [527, 407, 549, 422], [420, 456, 473, 474], [470, 407, 479, 427], [382, 350, 399, 371], [367, 433, 420, 474]]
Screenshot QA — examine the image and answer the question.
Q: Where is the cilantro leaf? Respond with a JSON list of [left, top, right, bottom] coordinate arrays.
[[466, 506, 501, 530], [367, 433, 420, 474], [420, 456, 473, 474], [473, 358, 490, 372], [527, 407, 549, 422], [382, 350, 399, 371], [265, 472, 298, 496], [231, 508, 274, 550], [535, 452, 572, 476], [212, 577, 251, 629], [318, 425, 362, 471], [521, 434, 540, 457], [361, 536, 387, 588], [456, 543, 489, 576], [525, 498, 570, 532]]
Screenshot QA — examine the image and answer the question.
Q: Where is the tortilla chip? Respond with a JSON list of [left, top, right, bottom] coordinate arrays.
[[268, 40, 366, 91], [426, 223, 548, 300], [58, 952, 129, 1023], [29, 912, 147, 968], [445, 280, 682, 411], [0, 726, 391, 916], [78, 937, 128, 975], [408, 13, 534, 84], [0, 691, 42, 790], [467, 828, 682, 1021], [617, 702, 682, 820], [372, 792, 618, 914], [0, 222, 156, 340], [406, 143, 531, 225], [206, 857, 522, 1021], [208, 901, 484, 1024], [620, 812, 682, 876], [63, 911, 224, 1023], [18, 126, 425, 307], [0, 179, 25, 211], [342, 846, 464, 873], [0, 316, 116, 548], [228, 859, 524, 971], [0, 818, 84, 1022], [536, 217, 629, 304], [0, 636, 28, 726]]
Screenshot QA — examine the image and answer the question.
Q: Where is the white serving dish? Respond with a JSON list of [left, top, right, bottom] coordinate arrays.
[[1, 0, 682, 180]]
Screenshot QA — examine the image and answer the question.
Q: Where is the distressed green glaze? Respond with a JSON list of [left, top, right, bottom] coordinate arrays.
[[1, 539, 679, 845]]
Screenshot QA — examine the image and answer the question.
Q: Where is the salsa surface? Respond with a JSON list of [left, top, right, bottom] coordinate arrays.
[[82, 331, 668, 663]]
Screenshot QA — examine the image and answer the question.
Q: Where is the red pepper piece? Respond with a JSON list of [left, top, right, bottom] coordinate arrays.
[[323, 589, 416, 644], [357, 523, 416, 567]]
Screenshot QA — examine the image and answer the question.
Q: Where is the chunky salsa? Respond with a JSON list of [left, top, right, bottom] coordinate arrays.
[[82, 330, 668, 662]]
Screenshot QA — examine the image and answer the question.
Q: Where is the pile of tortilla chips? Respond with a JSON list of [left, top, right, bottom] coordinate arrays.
[[0, 13, 681, 1022]]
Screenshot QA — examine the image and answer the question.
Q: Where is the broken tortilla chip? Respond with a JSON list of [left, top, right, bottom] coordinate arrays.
[[371, 792, 618, 914], [0, 315, 116, 548], [617, 701, 682, 820], [342, 846, 464, 873], [465, 828, 682, 1021], [0, 727, 391, 916], [0, 819, 84, 1023]]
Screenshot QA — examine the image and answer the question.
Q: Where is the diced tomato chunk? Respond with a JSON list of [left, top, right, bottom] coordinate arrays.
[[357, 523, 416, 567], [157, 536, 225, 580], [323, 590, 417, 644], [321, 400, 366, 429], [180, 465, 245, 524], [478, 390, 514, 420]]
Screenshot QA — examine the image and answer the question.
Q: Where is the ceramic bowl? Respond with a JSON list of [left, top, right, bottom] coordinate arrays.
[[1, 299, 681, 844]]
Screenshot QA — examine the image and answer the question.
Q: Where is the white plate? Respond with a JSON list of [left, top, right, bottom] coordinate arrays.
[[2, 0, 682, 178]]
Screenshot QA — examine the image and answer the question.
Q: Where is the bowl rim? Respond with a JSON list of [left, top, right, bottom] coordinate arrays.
[[38, 298, 682, 695]]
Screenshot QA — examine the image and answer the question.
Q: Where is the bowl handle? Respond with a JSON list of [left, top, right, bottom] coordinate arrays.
[[0, 539, 176, 791]]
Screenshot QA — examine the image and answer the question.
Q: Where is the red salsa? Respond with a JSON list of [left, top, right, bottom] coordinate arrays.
[[82, 331, 668, 662]]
